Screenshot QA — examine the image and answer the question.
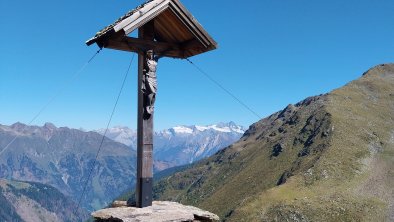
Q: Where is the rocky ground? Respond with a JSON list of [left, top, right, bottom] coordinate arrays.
[[91, 201, 219, 222]]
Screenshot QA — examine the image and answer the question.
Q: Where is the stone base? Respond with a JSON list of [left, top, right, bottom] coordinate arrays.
[[91, 201, 220, 222]]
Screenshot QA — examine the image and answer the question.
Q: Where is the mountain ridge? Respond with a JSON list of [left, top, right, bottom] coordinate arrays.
[[0, 178, 89, 222], [0, 121, 244, 212], [96, 122, 246, 168], [137, 63, 394, 221], [0, 123, 137, 212], [95, 122, 246, 147]]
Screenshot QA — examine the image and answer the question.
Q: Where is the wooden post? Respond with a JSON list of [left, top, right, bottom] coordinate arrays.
[[86, 0, 217, 209], [136, 21, 155, 208]]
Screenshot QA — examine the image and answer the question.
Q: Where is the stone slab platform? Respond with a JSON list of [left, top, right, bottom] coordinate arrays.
[[92, 201, 219, 222]]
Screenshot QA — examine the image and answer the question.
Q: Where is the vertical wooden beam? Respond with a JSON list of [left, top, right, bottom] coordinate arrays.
[[136, 20, 155, 208]]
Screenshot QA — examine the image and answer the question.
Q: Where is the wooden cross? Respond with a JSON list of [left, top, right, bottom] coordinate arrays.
[[86, 0, 217, 208]]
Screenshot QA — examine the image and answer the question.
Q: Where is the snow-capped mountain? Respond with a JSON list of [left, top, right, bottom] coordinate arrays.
[[95, 126, 136, 147], [96, 122, 246, 169], [168, 122, 245, 135]]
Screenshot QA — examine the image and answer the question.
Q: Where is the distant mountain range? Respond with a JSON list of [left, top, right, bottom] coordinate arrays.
[[0, 122, 136, 212], [96, 122, 246, 169], [0, 178, 89, 222], [124, 64, 394, 221], [0, 121, 244, 213]]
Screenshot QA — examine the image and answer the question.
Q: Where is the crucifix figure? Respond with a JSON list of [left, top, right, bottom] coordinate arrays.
[[142, 50, 158, 119], [86, 0, 217, 208]]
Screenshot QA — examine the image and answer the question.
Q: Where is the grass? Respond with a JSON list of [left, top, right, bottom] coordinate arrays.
[[230, 64, 394, 221], [123, 64, 394, 221]]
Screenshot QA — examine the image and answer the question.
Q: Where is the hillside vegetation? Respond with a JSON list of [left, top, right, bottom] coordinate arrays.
[[0, 123, 136, 211], [0, 179, 89, 222], [133, 64, 394, 221]]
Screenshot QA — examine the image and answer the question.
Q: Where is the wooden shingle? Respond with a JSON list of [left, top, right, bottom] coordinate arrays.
[[86, 0, 217, 58]]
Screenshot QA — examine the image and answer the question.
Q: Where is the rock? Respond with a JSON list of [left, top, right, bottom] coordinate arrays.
[[111, 201, 128, 208], [271, 143, 284, 157], [91, 201, 220, 222]]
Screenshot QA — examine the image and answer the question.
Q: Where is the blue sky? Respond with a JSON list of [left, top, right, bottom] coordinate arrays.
[[1, 0, 393, 131]]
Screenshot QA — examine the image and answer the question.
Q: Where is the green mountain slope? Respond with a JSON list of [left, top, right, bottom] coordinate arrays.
[[138, 64, 394, 221], [0, 124, 137, 211], [0, 179, 89, 222]]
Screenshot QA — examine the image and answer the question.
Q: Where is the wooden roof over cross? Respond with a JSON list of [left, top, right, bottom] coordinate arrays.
[[86, 0, 217, 58]]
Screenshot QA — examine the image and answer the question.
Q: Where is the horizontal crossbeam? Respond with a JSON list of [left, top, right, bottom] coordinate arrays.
[[98, 36, 190, 58]]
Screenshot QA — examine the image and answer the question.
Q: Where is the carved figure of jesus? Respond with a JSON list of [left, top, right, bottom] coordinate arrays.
[[142, 50, 158, 118]]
